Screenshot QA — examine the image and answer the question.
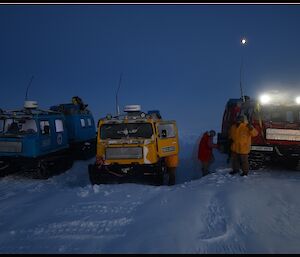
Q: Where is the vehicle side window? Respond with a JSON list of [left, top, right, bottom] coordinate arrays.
[[80, 118, 86, 128], [40, 120, 50, 135], [0, 119, 3, 133], [158, 124, 176, 139], [55, 119, 64, 132], [87, 118, 92, 127], [20, 119, 37, 133], [4, 119, 13, 132]]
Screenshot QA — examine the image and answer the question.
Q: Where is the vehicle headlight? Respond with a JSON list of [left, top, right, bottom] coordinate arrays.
[[259, 94, 271, 105]]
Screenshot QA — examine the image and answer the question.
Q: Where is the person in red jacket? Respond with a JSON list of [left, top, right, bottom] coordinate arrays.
[[198, 130, 218, 176]]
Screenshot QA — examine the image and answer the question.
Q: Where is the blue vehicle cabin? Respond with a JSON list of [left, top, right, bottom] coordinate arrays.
[[0, 100, 72, 178]]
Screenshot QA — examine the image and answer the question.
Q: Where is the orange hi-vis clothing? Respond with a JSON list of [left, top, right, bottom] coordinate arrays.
[[165, 154, 179, 168], [229, 122, 258, 154]]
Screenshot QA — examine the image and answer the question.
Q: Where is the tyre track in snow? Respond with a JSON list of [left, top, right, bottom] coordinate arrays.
[[193, 170, 249, 253]]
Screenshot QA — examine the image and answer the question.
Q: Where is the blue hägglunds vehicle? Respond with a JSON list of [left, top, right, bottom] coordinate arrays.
[[50, 96, 96, 160], [0, 97, 96, 179], [0, 100, 72, 178]]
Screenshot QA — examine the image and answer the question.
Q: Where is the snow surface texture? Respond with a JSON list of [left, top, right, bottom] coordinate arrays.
[[1, 132, 300, 253]]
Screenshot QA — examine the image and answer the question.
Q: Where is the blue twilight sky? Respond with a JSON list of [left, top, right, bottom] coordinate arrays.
[[1, 4, 300, 134]]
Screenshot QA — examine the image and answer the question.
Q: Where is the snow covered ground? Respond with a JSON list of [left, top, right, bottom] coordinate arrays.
[[1, 133, 300, 254]]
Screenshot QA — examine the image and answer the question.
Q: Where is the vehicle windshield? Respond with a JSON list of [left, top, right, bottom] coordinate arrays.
[[1, 118, 38, 135], [100, 123, 153, 139], [261, 106, 300, 123]]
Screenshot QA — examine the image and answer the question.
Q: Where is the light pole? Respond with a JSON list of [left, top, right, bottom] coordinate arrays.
[[240, 37, 247, 102]]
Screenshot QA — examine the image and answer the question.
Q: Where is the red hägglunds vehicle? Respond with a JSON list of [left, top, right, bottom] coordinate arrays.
[[218, 91, 300, 169]]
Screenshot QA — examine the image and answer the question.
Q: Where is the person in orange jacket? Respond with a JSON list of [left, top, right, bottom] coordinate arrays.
[[228, 114, 258, 176], [198, 130, 218, 176]]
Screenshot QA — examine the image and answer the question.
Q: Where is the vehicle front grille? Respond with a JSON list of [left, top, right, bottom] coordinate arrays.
[[0, 141, 22, 153], [105, 147, 143, 159]]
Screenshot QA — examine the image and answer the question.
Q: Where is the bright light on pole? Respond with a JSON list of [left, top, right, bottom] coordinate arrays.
[[296, 96, 300, 105], [241, 38, 247, 45]]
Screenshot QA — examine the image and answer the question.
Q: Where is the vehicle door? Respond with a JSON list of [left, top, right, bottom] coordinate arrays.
[[39, 119, 52, 153], [156, 121, 178, 157]]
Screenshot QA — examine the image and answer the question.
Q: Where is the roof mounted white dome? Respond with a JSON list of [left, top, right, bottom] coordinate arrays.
[[24, 100, 38, 109], [124, 105, 141, 112]]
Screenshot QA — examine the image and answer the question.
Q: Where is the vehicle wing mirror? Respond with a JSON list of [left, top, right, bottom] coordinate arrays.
[[161, 129, 167, 138]]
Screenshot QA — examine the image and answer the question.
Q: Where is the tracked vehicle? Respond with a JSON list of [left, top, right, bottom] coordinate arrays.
[[88, 105, 179, 185], [218, 92, 300, 169], [0, 100, 72, 178], [0, 97, 96, 179]]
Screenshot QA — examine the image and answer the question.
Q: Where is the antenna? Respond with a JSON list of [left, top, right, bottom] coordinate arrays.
[[116, 72, 123, 116], [25, 75, 34, 101]]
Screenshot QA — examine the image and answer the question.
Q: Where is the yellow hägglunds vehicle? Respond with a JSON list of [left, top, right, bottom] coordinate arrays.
[[88, 105, 179, 185]]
